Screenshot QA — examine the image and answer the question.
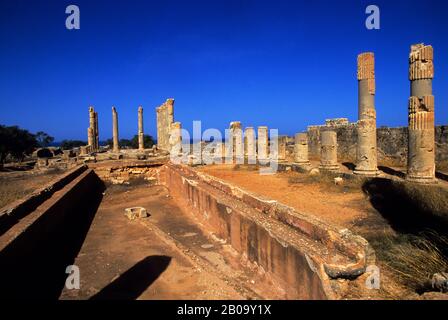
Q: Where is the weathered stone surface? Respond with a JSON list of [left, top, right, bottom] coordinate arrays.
[[409, 44, 434, 81], [257, 126, 268, 164], [245, 127, 256, 164], [278, 136, 287, 161], [87, 106, 99, 152], [294, 133, 310, 164], [355, 52, 379, 176], [407, 43, 436, 183], [156, 99, 175, 151], [227, 121, 243, 163], [169, 121, 182, 161], [138, 106, 144, 150], [319, 130, 339, 171], [112, 106, 120, 153], [124, 207, 148, 220]]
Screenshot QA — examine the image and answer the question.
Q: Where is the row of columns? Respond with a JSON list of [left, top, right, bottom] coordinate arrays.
[[86, 106, 146, 153], [310, 43, 437, 183]]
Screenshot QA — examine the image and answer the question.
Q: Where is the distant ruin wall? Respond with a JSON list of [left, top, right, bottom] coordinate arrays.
[[307, 124, 448, 168]]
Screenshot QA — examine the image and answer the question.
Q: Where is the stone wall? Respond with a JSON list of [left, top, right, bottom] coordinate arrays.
[[307, 122, 448, 168], [160, 163, 374, 299], [156, 99, 175, 151]]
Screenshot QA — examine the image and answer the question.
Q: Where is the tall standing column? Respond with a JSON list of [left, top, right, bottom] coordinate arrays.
[[88, 106, 95, 149], [257, 126, 268, 164], [112, 106, 120, 153], [319, 130, 339, 171], [294, 133, 310, 165], [229, 121, 243, 164], [278, 136, 287, 161], [354, 52, 379, 176], [407, 44, 436, 183], [94, 111, 99, 151], [138, 106, 144, 150], [245, 127, 256, 164]]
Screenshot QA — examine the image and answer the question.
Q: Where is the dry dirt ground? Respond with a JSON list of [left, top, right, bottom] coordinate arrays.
[[60, 181, 286, 300], [0, 168, 65, 208]]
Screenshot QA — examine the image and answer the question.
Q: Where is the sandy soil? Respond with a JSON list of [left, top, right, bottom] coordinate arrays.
[[197, 164, 373, 229], [0, 168, 65, 208], [60, 182, 274, 300]]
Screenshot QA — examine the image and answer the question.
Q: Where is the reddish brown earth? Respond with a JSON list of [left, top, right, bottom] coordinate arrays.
[[60, 182, 282, 300], [0, 168, 65, 208], [197, 164, 371, 228]]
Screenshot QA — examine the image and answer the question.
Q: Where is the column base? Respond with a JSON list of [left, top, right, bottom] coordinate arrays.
[[319, 164, 339, 172], [405, 175, 438, 184], [353, 169, 380, 177]]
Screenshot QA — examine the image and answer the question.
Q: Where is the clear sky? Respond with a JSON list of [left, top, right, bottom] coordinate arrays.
[[0, 0, 447, 141]]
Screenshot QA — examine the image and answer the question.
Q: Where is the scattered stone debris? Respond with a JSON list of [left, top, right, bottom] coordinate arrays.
[[124, 207, 148, 220], [431, 272, 448, 293], [334, 177, 343, 185]]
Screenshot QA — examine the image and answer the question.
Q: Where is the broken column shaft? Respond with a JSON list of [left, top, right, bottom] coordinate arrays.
[[319, 130, 339, 171], [138, 106, 144, 150], [407, 43, 436, 183], [87, 106, 99, 152], [229, 121, 243, 163], [354, 52, 379, 176], [294, 133, 310, 165], [245, 127, 256, 163], [257, 126, 268, 164], [278, 136, 287, 161], [112, 106, 120, 153]]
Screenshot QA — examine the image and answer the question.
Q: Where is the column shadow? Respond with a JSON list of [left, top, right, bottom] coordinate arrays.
[[90, 255, 171, 300]]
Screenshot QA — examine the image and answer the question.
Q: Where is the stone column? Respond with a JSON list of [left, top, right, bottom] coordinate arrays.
[[257, 126, 268, 164], [245, 127, 256, 164], [88, 106, 95, 149], [112, 106, 120, 153], [319, 130, 339, 171], [229, 122, 243, 163], [278, 136, 287, 161], [294, 133, 310, 164], [156, 99, 175, 151], [94, 111, 99, 151], [138, 106, 144, 150], [407, 44, 436, 183], [354, 52, 379, 176], [169, 121, 182, 159]]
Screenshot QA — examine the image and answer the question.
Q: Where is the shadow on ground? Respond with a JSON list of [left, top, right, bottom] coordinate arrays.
[[90, 255, 171, 300], [0, 172, 105, 299], [362, 177, 448, 235]]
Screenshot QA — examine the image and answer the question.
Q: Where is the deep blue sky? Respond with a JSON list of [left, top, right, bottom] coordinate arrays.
[[0, 0, 447, 141]]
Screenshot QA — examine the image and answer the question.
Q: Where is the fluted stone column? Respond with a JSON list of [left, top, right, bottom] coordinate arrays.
[[294, 133, 310, 164], [319, 130, 339, 171], [169, 121, 182, 159], [88, 106, 95, 149], [245, 127, 256, 164], [278, 136, 287, 161], [112, 106, 120, 153], [257, 126, 268, 164], [138, 106, 144, 151], [407, 44, 436, 183], [354, 52, 379, 176], [229, 121, 243, 163]]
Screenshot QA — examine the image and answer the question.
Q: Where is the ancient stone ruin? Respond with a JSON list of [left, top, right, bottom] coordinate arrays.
[[407, 43, 436, 183], [156, 98, 175, 151], [354, 52, 379, 176]]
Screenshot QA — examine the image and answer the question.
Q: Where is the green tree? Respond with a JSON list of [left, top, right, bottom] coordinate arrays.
[[130, 134, 155, 149], [0, 125, 38, 168], [35, 131, 54, 147], [60, 140, 86, 150]]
